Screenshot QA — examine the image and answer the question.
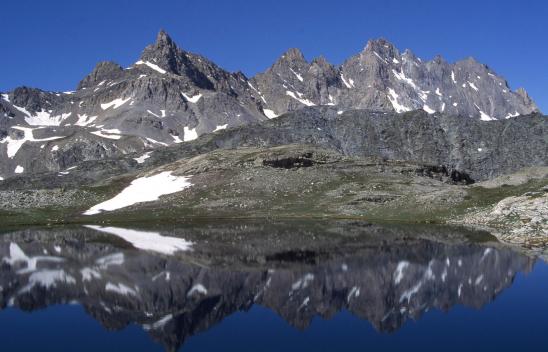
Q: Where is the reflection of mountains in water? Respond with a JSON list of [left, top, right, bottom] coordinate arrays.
[[0, 223, 534, 351]]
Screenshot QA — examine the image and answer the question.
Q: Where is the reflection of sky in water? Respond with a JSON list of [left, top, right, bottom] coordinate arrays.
[[0, 225, 546, 351]]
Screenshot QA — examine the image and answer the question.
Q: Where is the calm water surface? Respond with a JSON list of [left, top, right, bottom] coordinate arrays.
[[0, 222, 545, 351]]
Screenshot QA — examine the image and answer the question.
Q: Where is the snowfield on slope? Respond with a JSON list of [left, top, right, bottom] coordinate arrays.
[[83, 171, 192, 215]]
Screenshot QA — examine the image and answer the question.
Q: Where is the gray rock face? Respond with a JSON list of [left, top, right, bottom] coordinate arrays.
[[0, 31, 542, 179], [164, 108, 546, 181], [251, 38, 539, 120], [0, 224, 533, 351]]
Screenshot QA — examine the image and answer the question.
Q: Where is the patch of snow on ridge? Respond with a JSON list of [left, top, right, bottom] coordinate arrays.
[[213, 124, 228, 132], [468, 81, 479, 91], [145, 137, 168, 146], [84, 225, 193, 255], [83, 172, 193, 215], [286, 91, 315, 106], [134, 152, 152, 164], [423, 105, 436, 114], [341, 74, 354, 88], [14, 165, 24, 174], [101, 97, 131, 110], [90, 130, 121, 140], [505, 111, 520, 119], [135, 60, 167, 74], [1, 93, 9, 102], [184, 126, 198, 141], [13, 106, 72, 126], [75, 114, 98, 127], [182, 92, 202, 103], [474, 104, 496, 121], [263, 109, 279, 119], [387, 88, 411, 113], [373, 51, 389, 64], [1, 126, 64, 158], [289, 68, 304, 82]]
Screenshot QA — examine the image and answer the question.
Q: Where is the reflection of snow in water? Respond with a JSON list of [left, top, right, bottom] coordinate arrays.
[[84, 225, 193, 255]]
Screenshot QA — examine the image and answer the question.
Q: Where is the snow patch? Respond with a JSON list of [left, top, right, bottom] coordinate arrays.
[[289, 68, 304, 82], [75, 114, 98, 127], [135, 60, 167, 74], [474, 104, 496, 121], [467, 81, 479, 91], [101, 97, 131, 110], [505, 111, 519, 119], [145, 137, 168, 146], [182, 92, 202, 103], [373, 51, 389, 64], [213, 124, 228, 132], [1, 126, 64, 158], [184, 126, 198, 141], [341, 74, 355, 88], [90, 129, 122, 140], [14, 165, 24, 174], [286, 91, 315, 106], [387, 88, 411, 113], [423, 105, 436, 114], [83, 172, 193, 215], [134, 152, 152, 164], [263, 109, 279, 119]]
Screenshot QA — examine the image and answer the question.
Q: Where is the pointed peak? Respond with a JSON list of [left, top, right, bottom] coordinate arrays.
[[156, 29, 175, 46], [280, 48, 306, 63], [364, 38, 397, 51], [363, 38, 400, 59], [139, 30, 185, 74]]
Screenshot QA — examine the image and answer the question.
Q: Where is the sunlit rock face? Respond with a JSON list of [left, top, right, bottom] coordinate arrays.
[[0, 223, 534, 351]]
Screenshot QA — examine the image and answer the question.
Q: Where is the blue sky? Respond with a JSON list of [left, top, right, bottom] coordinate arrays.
[[2, 0, 546, 111]]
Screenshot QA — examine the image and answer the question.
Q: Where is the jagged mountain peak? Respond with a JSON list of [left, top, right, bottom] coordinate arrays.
[[279, 48, 306, 64], [138, 30, 186, 74], [156, 29, 174, 47], [363, 38, 400, 57]]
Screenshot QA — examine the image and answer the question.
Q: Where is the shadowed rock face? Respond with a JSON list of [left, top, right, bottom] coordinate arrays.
[[0, 109, 544, 183], [0, 223, 534, 351], [0, 31, 541, 179]]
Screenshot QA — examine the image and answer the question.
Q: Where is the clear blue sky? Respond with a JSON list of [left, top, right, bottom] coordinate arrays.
[[2, 0, 546, 112]]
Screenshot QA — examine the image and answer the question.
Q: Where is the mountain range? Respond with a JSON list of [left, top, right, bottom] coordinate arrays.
[[0, 30, 541, 179]]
